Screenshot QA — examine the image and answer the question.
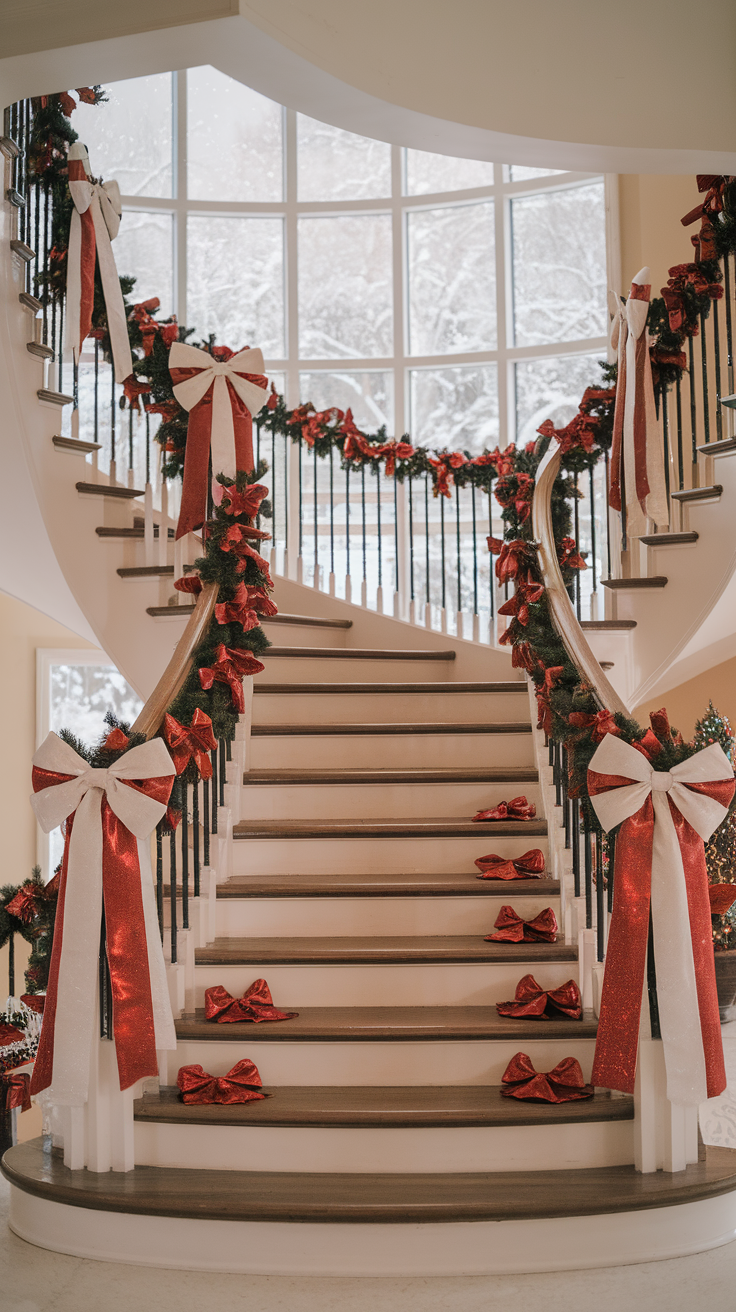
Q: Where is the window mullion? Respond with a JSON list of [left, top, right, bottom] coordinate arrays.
[[174, 70, 188, 327], [391, 144, 404, 438], [495, 187, 510, 446], [285, 108, 299, 408]]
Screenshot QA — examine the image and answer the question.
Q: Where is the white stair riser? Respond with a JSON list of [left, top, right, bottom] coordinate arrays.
[[134, 1118, 634, 1174], [215, 894, 560, 938], [193, 960, 578, 1007], [260, 623, 348, 649], [250, 731, 535, 770], [240, 779, 542, 821], [252, 689, 529, 725], [166, 1036, 597, 1085], [258, 657, 457, 682], [231, 833, 548, 876]]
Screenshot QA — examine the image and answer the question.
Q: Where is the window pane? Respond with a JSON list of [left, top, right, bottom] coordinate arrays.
[[405, 150, 494, 195], [511, 182, 607, 347], [510, 166, 566, 181], [410, 364, 498, 452], [188, 67, 283, 202], [300, 371, 393, 432], [408, 202, 496, 355], [188, 215, 285, 356], [115, 211, 174, 316], [71, 74, 173, 197], [515, 352, 600, 446], [297, 115, 391, 201], [298, 215, 392, 359]]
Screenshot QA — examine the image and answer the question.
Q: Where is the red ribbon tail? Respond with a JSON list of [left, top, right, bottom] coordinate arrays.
[[78, 208, 96, 351], [177, 393, 214, 539]]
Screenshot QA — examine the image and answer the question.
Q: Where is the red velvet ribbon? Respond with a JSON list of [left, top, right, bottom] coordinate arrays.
[[486, 538, 535, 585], [198, 644, 265, 712], [3, 1071, 32, 1112], [496, 973, 582, 1020], [220, 482, 269, 518], [30, 763, 174, 1097], [5, 885, 39, 924], [588, 761, 734, 1097], [177, 1059, 266, 1105], [204, 979, 298, 1024], [164, 708, 217, 780], [214, 581, 262, 631], [472, 795, 536, 822], [0, 1023, 25, 1046], [498, 575, 545, 627], [536, 665, 563, 737], [218, 526, 274, 583], [67, 156, 95, 352], [486, 905, 558, 943], [501, 1052, 593, 1102], [475, 848, 546, 880]]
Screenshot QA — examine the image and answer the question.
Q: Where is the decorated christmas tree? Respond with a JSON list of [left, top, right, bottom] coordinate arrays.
[[698, 703, 736, 947], [694, 701, 735, 762]]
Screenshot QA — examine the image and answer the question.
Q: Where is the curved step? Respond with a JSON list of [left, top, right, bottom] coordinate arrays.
[[77, 480, 144, 498], [263, 646, 456, 660], [250, 722, 531, 737], [243, 767, 538, 785], [639, 532, 699, 546], [195, 934, 571, 965], [697, 437, 736, 456], [234, 817, 545, 840], [601, 576, 667, 590], [53, 435, 101, 454], [670, 484, 723, 502], [219, 871, 559, 897]]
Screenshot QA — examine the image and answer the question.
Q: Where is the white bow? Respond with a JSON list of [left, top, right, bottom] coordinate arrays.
[[31, 733, 177, 1106], [590, 734, 732, 1106], [169, 340, 268, 484], [66, 142, 133, 383]]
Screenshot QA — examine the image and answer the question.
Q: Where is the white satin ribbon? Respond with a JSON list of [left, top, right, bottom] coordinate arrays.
[[66, 143, 133, 384], [590, 734, 732, 1107], [622, 267, 669, 535], [31, 733, 177, 1106], [168, 340, 268, 482]]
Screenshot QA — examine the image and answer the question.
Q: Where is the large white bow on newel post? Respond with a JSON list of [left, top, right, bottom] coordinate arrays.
[[66, 142, 133, 385]]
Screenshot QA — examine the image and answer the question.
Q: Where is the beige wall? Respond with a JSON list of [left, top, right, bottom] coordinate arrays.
[[636, 658, 736, 745], [618, 174, 702, 294]]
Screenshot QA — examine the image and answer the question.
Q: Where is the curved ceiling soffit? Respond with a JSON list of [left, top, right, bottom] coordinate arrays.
[[0, 12, 734, 174]]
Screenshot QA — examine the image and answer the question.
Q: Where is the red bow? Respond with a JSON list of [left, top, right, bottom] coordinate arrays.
[[163, 708, 218, 780], [220, 483, 269, 518], [475, 848, 546, 880], [537, 414, 598, 455], [215, 581, 262, 631], [174, 574, 203, 596], [681, 175, 730, 228], [496, 973, 582, 1020], [241, 585, 278, 618], [557, 538, 586, 571], [0, 1022, 25, 1045], [5, 885, 40, 925], [472, 795, 536, 822], [536, 665, 564, 736], [511, 641, 536, 673], [710, 884, 736, 915], [20, 994, 45, 1015], [177, 1059, 266, 1105], [219, 525, 274, 584], [486, 905, 558, 943], [3, 1071, 32, 1113], [487, 539, 536, 585], [204, 979, 298, 1024], [199, 645, 265, 712], [494, 473, 534, 522], [568, 708, 620, 744], [501, 1052, 593, 1103], [498, 574, 544, 627]]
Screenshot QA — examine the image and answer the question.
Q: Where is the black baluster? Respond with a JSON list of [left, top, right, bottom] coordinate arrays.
[[471, 482, 478, 620], [607, 830, 615, 913], [226, 737, 232, 762], [583, 815, 593, 930], [571, 797, 581, 897], [713, 289, 723, 443], [661, 386, 671, 509], [424, 476, 431, 616], [128, 405, 134, 479], [282, 431, 288, 562], [329, 443, 335, 583], [688, 336, 698, 469], [203, 766, 210, 866], [647, 912, 661, 1038], [145, 405, 151, 485], [553, 741, 562, 807], [700, 309, 711, 444], [595, 822, 605, 961], [588, 466, 597, 599], [192, 777, 200, 898], [57, 297, 64, 393], [393, 471, 399, 601], [42, 177, 49, 344], [181, 779, 189, 930], [488, 485, 495, 618], [455, 482, 462, 624], [111, 367, 116, 470], [298, 434, 303, 565], [156, 822, 164, 942], [219, 738, 226, 807], [376, 464, 383, 601], [345, 464, 350, 590], [573, 472, 581, 618], [675, 375, 684, 490], [99, 910, 113, 1039], [408, 475, 415, 608], [724, 254, 734, 403], [256, 413, 261, 471], [563, 766, 570, 850], [361, 465, 367, 596], [439, 487, 446, 616], [548, 736, 554, 768], [169, 829, 178, 963], [272, 425, 277, 550], [7, 930, 14, 998], [211, 747, 218, 835], [93, 338, 99, 450], [313, 444, 318, 584]]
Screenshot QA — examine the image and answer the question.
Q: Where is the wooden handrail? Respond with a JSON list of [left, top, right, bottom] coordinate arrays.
[[531, 447, 630, 717], [132, 581, 219, 739]]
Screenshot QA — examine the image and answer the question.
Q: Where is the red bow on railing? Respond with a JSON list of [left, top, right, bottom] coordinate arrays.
[[568, 708, 620, 744], [681, 175, 730, 228], [537, 413, 599, 455], [501, 1052, 593, 1103], [163, 708, 218, 780], [557, 538, 586, 571], [474, 849, 546, 880], [536, 665, 564, 737], [220, 483, 269, 519], [487, 538, 536, 585], [199, 645, 265, 712], [0, 1022, 25, 1045], [486, 906, 558, 944], [496, 973, 582, 1020], [5, 885, 40, 924], [215, 582, 262, 631], [219, 526, 274, 584], [497, 574, 544, 627], [3, 1071, 32, 1113], [472, 795, 536, 822], [177, 1059, 266, 1105], [130, 297, 178, 358], [494, 473, 534, 522], [204, 979, 298, 1024]]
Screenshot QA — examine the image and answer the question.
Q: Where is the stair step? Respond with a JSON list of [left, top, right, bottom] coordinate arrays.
[[250, 722, 532, 737], [53, 435, 101, 454], [175, 1005, 593, 1042], [0, 135, 21, 159], [265, 613, 352, 630], [697, 437, 736, 456], [254, 681, 526, 695], [19, 291, 42, 313], [580, 619, 636, 630], [76, 480, 144, 498], [26, 340, 53, 360], [234, 814, 544, 841], [147, 604, 194, 616], [195, 934, 569, 966], [119, 564, 175, 577], [263, 646, 456, 661], [135, 1083, 631, 1129], [10, 238, 35, 262], [97, 525, 174, 539], [639, 532, 699, 546], [601, 576, 667, 589], [6, 186, 25, 208], [670, 484, 723, 503], [243, 767, 538, 786], [219, 871, 558, 898], [37, 387, 74, 406]]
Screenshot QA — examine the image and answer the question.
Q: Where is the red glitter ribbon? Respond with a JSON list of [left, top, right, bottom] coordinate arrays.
[[204, 979, 298, 1024], [472, 795, 536, 822], [496, 973, 582, 1020], [486, 906, 557, 943], [474, 848, 546, 880], [177, 1059, 266, 1105], [163, 708, 218, 780], [501, 1052, 593, 1102]]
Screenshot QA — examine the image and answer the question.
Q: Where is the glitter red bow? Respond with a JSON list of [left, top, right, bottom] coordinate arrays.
[[536, 665, 564, 737], [557, 537, 586, 571], [494, 472, 534, 522], [220, 482, 269, 518], [3, 1071, 32, 1113], [199, 644, 265, 712], [204, 979, 299, 1024], [218, 525, 274, 584], [163, 708, 218, 780], [497, 574, 544, 627], [568, 707, 620, 744], [501, 1052, 593, 1103], [485, 905, 557, 943], [496, 973, 582, 1020], [474, 848, 546, 880], [214, 582, 262, 631], [472, 795, 536, 822], [537, 413, 599, 455], [487, 538, 536, 585], [177, 1059, 266, 1105]]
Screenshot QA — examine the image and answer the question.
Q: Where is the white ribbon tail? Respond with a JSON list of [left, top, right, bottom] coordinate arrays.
[[137, 837, 177, 1053], [66, 208, 83, 362], [211, 373, 237, 480], [90, 195, 133, 383]]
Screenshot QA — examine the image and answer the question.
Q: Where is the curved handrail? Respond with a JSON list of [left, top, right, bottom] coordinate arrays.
[[531, 447, 630, 718], [131, 581, 219, 739]]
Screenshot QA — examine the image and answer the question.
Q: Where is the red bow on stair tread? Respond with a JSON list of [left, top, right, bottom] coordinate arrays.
[[204, 979, 298, 1024], [496, 973, 582, 1020], [486, 906, 558, 944], [472, 796, 536, 822], [501, 1053, 593, 1103], [177, 1058, 267, 1105], [474, 849, 545, 880]]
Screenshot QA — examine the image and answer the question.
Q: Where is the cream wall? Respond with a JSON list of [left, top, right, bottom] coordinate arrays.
[[618, 174, 703, 294], [636, 656, 736, 745]]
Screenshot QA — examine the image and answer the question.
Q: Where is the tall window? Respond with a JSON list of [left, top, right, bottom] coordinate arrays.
[[72, 69, 608, 448]]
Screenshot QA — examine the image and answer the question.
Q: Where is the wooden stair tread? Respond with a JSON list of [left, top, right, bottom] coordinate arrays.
[[53, 435, 101, 454], [195, 934, 572, 965], [250, 722, 532, 737], [671, 484, 723, 502], [76, 480, 144, 498], [263, 613, 352, 629], [175, 1005, 595, 1041], [19, 291, 43, 312], [263, 647, 456, 660], [97, 526, 174, 538], [243, 767, 539, 785], [254, 681, 527, 694], [11, 238, 35, 261], [219, 872, 558, 897], [9, 1141, 735, 1223], [27, 341, 54, 359], [580, 619, 636, 630], [601, 576, 667, 589], [148, 605, 194, 616], [119, 565, 175, 577], [233, 817, 546, 840], [37, 387, 74, 405], [697, 437, 736, 455], [135, 1084, 632, 1128], [639, 532, 698, 546], [146, 607, 353, 624]]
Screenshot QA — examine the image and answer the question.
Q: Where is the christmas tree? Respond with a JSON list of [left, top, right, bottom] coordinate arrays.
[[694, 700, 735, 762], [699, 703, 736, 947]]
